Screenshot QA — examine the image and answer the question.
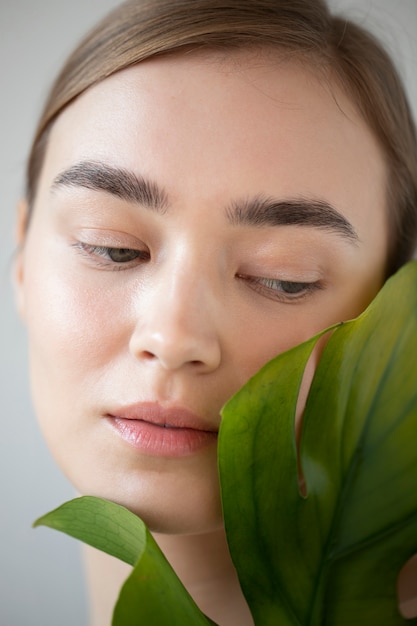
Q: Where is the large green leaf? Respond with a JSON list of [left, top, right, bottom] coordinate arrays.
[[34, 497, 217, 626], [219, 260, 417, 625]]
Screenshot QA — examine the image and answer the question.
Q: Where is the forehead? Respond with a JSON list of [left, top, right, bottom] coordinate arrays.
[[39, 50, 387, 246]]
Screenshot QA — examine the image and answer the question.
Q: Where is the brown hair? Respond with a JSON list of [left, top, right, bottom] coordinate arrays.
[[26, 0, 417, 276]]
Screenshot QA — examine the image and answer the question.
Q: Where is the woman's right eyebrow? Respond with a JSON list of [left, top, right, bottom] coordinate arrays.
[[51, 160, 169, 213]]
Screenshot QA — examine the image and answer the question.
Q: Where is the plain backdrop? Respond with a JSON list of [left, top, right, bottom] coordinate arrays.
[[1, 1, 416, 625]]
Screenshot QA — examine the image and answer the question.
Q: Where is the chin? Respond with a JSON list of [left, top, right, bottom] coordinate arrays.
[[67, 463, 224, 536]]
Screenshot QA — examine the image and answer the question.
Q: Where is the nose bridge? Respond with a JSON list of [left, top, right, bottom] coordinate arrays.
[[129, 252, 222, 371]]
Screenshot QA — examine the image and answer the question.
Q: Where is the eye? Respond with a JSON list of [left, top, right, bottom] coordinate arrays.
[[238, 274, 322, 303], [73, 242, 150, 269], [104, 247, 144, 263]]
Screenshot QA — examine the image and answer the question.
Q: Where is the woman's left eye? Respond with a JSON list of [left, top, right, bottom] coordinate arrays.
[[238, 274, 322, 302], [73, 242, 150, 268]]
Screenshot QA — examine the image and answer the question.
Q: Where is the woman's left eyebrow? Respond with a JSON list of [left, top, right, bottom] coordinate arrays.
[[226, 195, 359, 243]]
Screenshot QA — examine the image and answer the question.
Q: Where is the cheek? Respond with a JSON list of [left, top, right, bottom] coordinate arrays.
[[23, 250, 127, 380], [231, 306, 327, 388], [20, 241, 134, 457]]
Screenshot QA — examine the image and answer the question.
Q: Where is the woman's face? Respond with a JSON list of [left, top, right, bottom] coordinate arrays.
[[16, 52, 388, 534]]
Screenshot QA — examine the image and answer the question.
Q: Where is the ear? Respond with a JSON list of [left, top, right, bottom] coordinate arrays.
[[14, 199, 29, 320]]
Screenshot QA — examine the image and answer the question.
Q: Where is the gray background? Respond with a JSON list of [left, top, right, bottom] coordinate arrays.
[[1, 1, 416, 625]]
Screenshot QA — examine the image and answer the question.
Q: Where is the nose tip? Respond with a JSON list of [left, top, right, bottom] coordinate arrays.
[[129, 322, 222, 373]]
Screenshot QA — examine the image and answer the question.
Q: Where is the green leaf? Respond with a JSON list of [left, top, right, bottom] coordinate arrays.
[[34, 496, 146, 566], [34, 496, 217, 626], [219, 260, 417, 626], [112, 529, 218, 626]]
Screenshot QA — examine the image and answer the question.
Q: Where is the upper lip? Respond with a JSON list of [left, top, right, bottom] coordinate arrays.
[[107, 402, 218, 433]]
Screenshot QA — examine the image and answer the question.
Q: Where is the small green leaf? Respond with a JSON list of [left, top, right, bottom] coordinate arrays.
[[112, 528, 218, 626], [34, 496, 218, 626], [34, 496, 145, 566], [219, 260, 417, 626]]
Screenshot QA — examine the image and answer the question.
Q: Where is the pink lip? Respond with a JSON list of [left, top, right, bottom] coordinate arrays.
[[106, 402, 218, 458]]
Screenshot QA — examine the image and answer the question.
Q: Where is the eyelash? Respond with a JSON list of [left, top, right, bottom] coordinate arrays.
[[73, 242, 150, 269], [73, 243, 322, 303], [237, 274, 323, 303]]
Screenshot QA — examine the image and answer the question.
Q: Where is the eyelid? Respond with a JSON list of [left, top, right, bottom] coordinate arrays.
[[72, 241, 150, 270], [75, 227, 145, 249], [237, 273, 323, 303]]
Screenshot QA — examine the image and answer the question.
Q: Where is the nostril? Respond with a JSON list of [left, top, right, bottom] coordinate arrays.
[[397, 554, 417, 619], [141, 350, 157, 360]]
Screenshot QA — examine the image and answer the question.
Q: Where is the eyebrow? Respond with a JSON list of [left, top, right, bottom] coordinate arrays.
[[52, 160, 358, 243], [51, 160, 169, 213], [226, 195, 359, 243]]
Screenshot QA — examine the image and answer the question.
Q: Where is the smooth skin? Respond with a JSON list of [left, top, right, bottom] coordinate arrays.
[[16, 51, 389, 625]]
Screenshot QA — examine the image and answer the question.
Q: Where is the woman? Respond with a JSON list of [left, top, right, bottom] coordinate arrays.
[[14, 0, 417, 624]]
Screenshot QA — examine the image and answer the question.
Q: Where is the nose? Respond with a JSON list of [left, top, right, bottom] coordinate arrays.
[[129, 266, 222, 372]]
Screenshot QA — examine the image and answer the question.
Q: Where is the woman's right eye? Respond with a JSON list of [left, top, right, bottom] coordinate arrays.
[[73, 242, 150, 269]]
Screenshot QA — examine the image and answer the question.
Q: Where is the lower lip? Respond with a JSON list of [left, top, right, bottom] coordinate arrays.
[[108, 417, 218, 458]]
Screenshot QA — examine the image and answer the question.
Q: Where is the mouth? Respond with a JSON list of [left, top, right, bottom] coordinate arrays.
[[106, 402, 218, 458]]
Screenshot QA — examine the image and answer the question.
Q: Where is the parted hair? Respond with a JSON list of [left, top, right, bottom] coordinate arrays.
[[26, 0, 417, 276]]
